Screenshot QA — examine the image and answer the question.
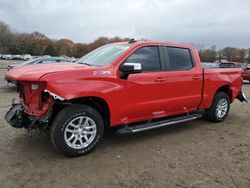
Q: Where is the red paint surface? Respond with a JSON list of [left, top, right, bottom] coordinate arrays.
[[5, 42, 243, 126]]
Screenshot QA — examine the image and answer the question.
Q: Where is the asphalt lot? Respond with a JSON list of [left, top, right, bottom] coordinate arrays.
[[0, 60, 249, 188]]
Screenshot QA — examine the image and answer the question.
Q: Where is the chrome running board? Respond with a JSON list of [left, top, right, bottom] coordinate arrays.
[[117, 113, 203, 135]]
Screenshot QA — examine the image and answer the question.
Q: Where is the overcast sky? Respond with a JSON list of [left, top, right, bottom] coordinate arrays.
[[0, 0, 249, 48]]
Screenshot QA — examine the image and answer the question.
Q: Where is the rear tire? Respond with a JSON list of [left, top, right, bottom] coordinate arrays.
[[50, 104, 104, 157], [205, 92, 230, 122]]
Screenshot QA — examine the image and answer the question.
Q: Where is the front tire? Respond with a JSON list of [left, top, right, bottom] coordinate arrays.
[[50, 104, 104, 157], [205, 92, 230, 122]]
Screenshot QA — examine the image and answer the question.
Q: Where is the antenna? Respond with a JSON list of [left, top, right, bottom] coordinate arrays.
[[128, 38, 137, 43]]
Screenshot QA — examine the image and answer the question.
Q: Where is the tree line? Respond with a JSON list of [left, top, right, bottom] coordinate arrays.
[[0, 21, 130, 58], [1, 20, 250, 62], [197, 45, 250, 63]]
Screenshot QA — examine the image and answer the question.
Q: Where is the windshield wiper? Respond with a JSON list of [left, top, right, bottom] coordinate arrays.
[[78, 62, 92, 66]]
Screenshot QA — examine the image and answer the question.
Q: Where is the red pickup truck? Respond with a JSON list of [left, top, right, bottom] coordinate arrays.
[[5, 40, 247, 156]]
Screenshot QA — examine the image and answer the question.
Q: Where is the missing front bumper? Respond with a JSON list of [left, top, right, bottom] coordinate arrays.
[[5, 99, 52, 131], [4, 103, 30, 128]]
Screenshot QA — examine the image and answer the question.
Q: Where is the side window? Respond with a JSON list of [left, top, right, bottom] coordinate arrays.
[[166, 47, 193, 71], [124, 46, 161, 72]]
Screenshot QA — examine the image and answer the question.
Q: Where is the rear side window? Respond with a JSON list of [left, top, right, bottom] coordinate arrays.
[[219, 63, 235, 68], [124, 46, 161, 72], [166, 47, 193, 71]]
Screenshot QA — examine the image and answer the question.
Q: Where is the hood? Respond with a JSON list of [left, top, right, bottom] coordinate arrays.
[[5, 63, 92, 81]]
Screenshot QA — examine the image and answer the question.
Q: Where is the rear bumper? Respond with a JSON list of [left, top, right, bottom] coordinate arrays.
[[237, 91, 248, 102]]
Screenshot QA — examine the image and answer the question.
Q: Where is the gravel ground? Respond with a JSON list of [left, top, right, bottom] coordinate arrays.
[[0, 60, 249, 188]]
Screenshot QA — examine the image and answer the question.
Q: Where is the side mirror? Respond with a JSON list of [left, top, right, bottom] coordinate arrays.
[[119, 63, 142, 74]]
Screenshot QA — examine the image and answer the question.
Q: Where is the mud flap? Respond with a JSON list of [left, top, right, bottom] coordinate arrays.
[[237, 92, 248, 102]]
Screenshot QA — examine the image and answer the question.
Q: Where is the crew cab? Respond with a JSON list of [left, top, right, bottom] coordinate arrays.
[[4, 40, 247, 157]]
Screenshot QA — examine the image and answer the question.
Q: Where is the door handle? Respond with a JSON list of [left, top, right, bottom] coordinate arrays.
[[155, 77, 165, 82], [192, 75, 200, 80]]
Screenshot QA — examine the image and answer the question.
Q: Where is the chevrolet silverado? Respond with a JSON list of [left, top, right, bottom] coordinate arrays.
[[5, 40, 247, 156]]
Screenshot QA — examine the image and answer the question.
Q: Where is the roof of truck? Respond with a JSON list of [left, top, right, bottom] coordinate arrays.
[[113, 41, 194, 49]]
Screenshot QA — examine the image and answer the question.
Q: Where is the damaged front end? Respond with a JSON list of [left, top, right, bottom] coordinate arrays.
[[4, 81, 56, 131], [5, 100, 30, 129]]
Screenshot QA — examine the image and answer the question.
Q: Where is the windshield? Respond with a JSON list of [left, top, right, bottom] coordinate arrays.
[[76, 44, 130, 66], [20, 58, 41, 66]]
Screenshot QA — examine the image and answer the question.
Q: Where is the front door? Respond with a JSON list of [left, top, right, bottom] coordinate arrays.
[[116, 46, 168, 124]]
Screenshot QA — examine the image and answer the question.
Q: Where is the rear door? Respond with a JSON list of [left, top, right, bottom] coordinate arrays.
[[162, 46, 203, 114]]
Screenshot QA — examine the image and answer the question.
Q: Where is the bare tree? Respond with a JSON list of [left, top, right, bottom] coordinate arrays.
[[247, 48, 250, 63], [0, 21, 13, 53], [223, 47, 236, 61]]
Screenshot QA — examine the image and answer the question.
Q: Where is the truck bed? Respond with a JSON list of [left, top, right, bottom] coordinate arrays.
[[200, 68, 243, 109]]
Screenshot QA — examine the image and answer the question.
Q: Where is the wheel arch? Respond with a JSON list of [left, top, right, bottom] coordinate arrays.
[[69, 96, 111, 129], [207, 84, 232, 108], [216, 84, 232, 102], [201, 84, 233, 110], [51, 96, 111, 129]]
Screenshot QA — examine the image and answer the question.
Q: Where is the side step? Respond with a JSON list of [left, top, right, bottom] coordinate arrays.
[[116, 113, 203, 135]]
